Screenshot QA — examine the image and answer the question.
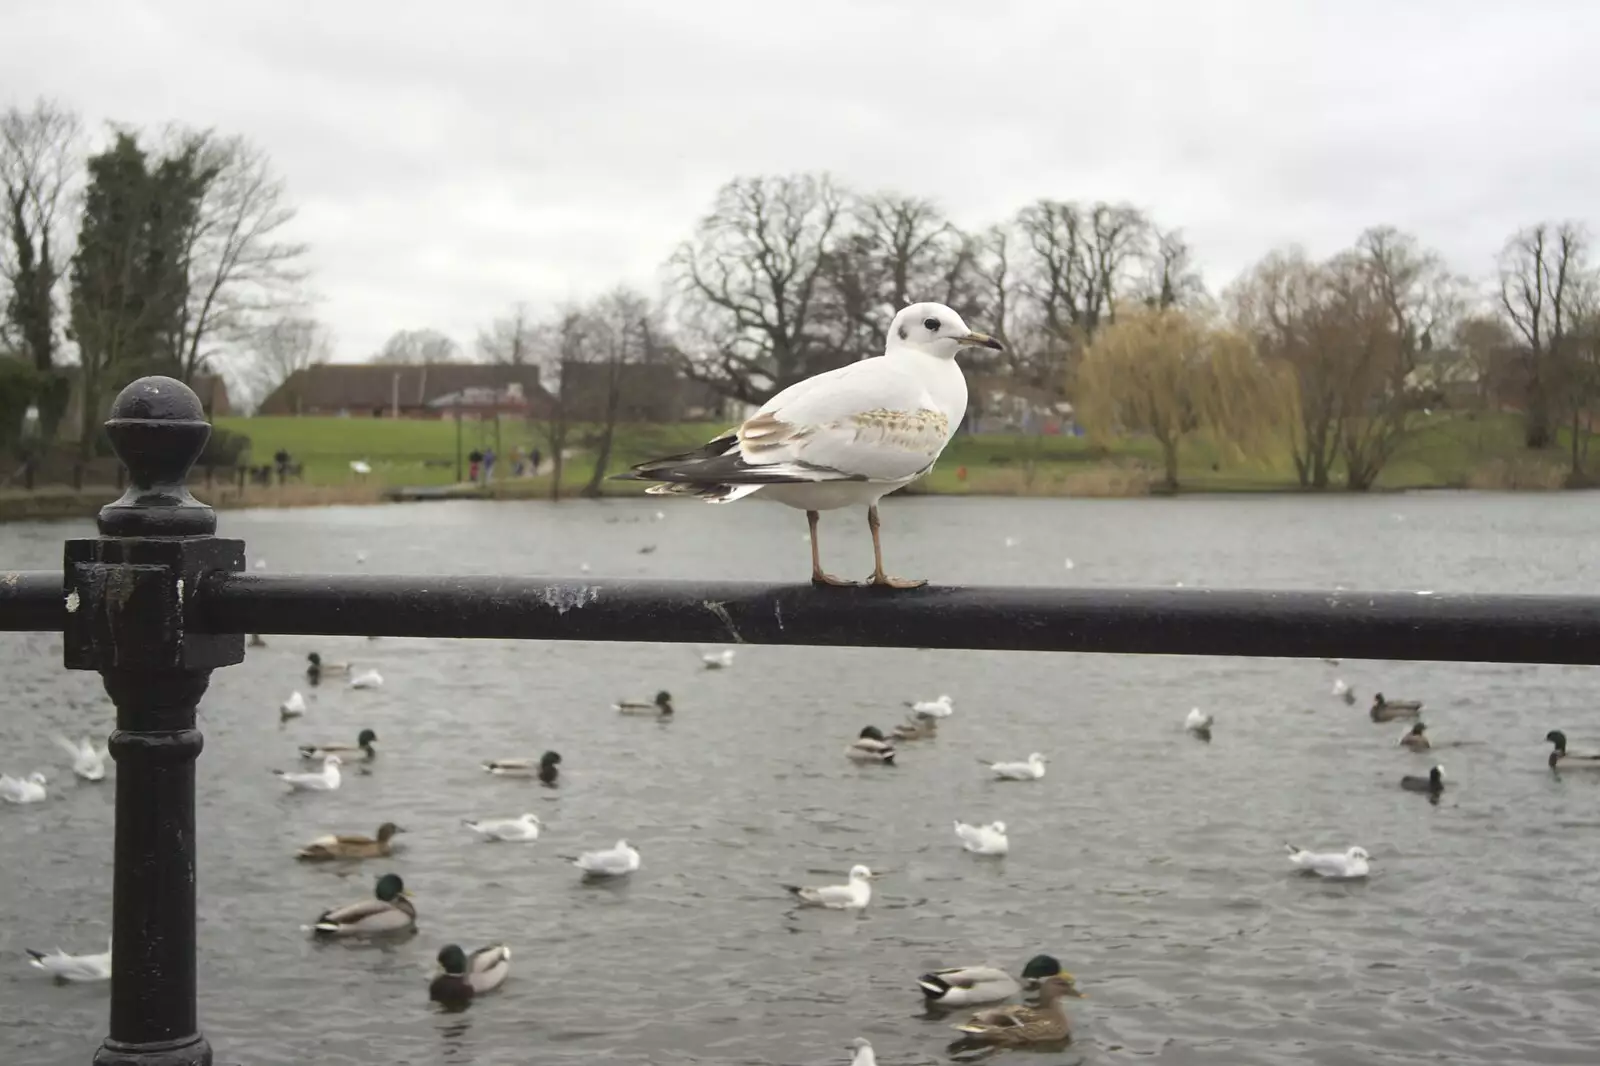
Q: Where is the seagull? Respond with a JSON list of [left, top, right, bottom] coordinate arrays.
[[906, 694, 954, 718], [782, 864, 874, 909], [1285, 843, 1370, 880], [350, 459, 372, 475], [0, 771, 47, 804], [848, 1037, 877, 1066], [355, 550, 368, 564], [279, 690, 307, 719], [253, 559, 267, 570], [981, 753, 1047, 781], [615, 302, 1002, 588], [567, 839, 641, 879], [1184, 708, 1214, 741], [1332, 678, 1353, 704], [954, 820, 1010, 856], [348, 669, 384, 690], [463, 813, 542, 843], [273, 755, 341, 792], [53, 736, 108, 781], [701, 649, 735, 670], [26, 941, 111, 982]]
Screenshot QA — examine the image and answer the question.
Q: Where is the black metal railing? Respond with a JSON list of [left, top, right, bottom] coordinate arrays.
[[2, 374, 1599, 1066]]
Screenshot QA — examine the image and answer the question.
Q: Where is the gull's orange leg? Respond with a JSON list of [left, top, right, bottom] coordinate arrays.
[[809, 510, 857, 587], [867, 504, 926, 589]]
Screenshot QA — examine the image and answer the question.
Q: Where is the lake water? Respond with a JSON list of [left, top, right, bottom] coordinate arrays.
[[2, 492, 1600, 1066]]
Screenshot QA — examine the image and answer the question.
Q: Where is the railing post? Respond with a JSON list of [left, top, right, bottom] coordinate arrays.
[[63, 376, 244, 1066]]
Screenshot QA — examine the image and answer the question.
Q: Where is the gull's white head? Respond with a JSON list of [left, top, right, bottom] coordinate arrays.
[[26, 772, 47, 786], [848, 864, 873, 881], [521, 813, 542, 824], [1029, 752, 1047, 764], [990, 820, 1007, 834], [1347, 846, 1370, 861], [886, 302, 1003, 359]]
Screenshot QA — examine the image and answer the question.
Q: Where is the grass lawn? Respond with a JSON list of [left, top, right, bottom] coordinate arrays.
[[213, 410, 1576, 498]]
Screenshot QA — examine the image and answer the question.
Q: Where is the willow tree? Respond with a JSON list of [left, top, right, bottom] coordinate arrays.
[[1077, 307, 1273, 490]]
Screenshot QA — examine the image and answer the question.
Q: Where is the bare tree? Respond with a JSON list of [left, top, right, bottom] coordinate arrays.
[[160, 130, 308, 382], [1498, 221, 1594, 450], [814, 191, 978, 361], [373, 327, 459, 364], [579, 287, 657, 496], [476, 302, 538, 364], [1337, 227, 1462, 489], [1228, 246, 1344, 488], [1453, 312, 1518, 410], [1144, 229, 1206, 311], [237, 314, 333, 410], [529, 309, 588, 501], [670, 173, 845, 403], [0, 99, 81, 370]]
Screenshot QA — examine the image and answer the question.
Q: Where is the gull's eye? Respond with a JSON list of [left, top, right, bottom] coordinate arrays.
[[922, 317, 941, 332]]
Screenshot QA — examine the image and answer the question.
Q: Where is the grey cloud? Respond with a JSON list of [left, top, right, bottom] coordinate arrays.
[[5, 0, 1599, 358]]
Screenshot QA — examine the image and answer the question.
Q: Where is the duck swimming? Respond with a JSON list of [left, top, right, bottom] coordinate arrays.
[[1398, 723, 1430, 751], [305, 652, 351, 683], [296, 822, 404, 861], [299, 729, 378, 761], [1371, 693, 1423, 721], [615, 691, 673, 717], [309, 872, 416, 938], [1184, 708, 1214, 741], [846, 726, 896, 765], [892, 715, 938, 741], [480, 751, 561, 784], [429, 943, 511, 1007], [1400, 765, 1445, 794], [1546, 729, 1600, 769], [949, 972, 1085, 1048], [918, 953, 1065, 1007]]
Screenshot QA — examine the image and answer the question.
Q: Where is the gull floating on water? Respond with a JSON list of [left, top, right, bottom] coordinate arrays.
[[1285, 843, 1370, 880], [279, 691, 307, 720], [981, 753, 1047, 781], [954, 820, 1009, 855], [53, 736, 108, 781], [701, 649, 735, 670], [274, 755, 341, 792], [782, 864, 873, 909], [463, 813, 542, 843], [1184, 708, 1214, 741], [617, 302, 1002, 588], [567, 839, 641, 878], [26, 941, 111, 982], [0, 771, 47, 804], [907, 693, 954, 718], [349, 669, 384, 690], [847, 1038, 876, 1066]]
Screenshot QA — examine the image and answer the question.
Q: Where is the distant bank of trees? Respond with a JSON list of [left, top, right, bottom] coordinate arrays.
[[0, 97, 309, 461], [6, 91, 1596, 491]]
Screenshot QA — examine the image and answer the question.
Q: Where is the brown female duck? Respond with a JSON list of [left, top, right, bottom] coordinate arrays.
[[950, 973, 1085, 1047]]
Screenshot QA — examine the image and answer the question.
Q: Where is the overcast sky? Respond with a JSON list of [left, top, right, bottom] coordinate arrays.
[[7, 1, 1599, 362]]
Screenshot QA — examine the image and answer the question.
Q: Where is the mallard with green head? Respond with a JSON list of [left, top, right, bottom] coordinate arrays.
[[1546, 729, 1600, 769], [296, 822, 403, 861], [299, 729, 378, 761], [428, 943, 512, 1007], [950, 973, 1085, 1048], [918, 953, 1064, 1007], [615, 691, 673, 716], [1371, 693, 1423, 721], [309, 873, 416, 938]]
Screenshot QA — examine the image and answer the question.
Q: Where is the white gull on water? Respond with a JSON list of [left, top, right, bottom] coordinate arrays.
[[618, 302, 1002, 587]]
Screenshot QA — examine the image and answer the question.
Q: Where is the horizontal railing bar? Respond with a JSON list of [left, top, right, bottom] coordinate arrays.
[[0, 570, 64, 632], [203, 572, 1600, 664], [7, 569, 1600, 664]]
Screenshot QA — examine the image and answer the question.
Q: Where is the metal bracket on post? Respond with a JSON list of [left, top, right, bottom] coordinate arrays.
[[63, 376, 244, 1066]]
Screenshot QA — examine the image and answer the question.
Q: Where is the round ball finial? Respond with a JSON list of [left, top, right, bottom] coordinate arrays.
[[98, 376, 218, 537]]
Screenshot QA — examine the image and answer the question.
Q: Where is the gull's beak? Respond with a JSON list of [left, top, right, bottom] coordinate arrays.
[[961, 331, 1004, 351]]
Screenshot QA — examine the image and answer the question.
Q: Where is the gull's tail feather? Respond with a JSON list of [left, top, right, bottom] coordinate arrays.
[[645, 482, 764, 504], [616, 432, 863, 494]]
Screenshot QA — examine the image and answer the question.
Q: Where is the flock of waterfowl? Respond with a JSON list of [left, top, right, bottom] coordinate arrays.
[[10, 633, 1600, 1060]]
